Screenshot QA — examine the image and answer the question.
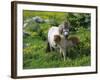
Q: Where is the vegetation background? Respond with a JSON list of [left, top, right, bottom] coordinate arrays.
[[23, 10, 91, 69]]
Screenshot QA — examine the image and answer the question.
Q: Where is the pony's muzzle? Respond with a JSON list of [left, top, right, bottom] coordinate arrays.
[[64, 31, 69, 38]]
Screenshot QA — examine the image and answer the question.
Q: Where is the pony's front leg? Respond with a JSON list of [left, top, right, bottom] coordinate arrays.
[[60, 48, 62, 55], [62, 50, 66, 61], [59, 48, 63, 60]]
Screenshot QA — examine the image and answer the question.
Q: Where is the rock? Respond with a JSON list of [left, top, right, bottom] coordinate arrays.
[[32, 16, 44, 23], [44, 19, 50, 23], [23, 31, 30, 37], [23, 43, 30, 48], [23, 23, 28, 28]]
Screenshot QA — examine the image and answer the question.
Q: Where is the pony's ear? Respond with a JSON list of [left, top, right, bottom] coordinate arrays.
[[64, 21, 71, 29], [59, 25, 63, 34]]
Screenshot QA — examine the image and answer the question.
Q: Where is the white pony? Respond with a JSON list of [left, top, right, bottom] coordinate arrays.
[[46, 21, 70, 61]]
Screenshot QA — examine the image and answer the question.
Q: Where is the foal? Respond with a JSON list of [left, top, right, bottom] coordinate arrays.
[[54, 35, 80, 61]]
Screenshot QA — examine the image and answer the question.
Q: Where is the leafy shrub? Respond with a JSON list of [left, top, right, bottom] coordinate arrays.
[[66, 13, 91, 31]]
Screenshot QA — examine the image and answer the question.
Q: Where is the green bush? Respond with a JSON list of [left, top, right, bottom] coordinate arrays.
[[66, 13, 91, 31]]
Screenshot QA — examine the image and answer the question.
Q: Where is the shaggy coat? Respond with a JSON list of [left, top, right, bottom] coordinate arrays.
[[53, 35, 80, 61], [47, 27, 61, 50], [46, 21, 71, 61]]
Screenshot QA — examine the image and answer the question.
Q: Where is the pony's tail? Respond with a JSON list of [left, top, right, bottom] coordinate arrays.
[[46, 42, 51, 53]]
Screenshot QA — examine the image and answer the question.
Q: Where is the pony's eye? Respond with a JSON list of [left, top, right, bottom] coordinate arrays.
[[63, 29, 69, 32], [63, 29, 66, 32]]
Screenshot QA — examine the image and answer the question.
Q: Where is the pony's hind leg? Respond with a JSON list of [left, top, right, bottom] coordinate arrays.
[[46, 42, 51, 52]]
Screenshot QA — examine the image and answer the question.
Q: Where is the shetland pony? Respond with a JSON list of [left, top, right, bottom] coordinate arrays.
[[46, 21, 70, 61]]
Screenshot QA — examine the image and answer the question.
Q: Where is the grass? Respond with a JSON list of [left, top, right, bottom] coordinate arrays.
[[23, 10, 91, 69]]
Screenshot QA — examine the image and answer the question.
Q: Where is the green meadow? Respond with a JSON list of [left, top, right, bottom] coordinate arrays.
[[23, 10, 91, 69]]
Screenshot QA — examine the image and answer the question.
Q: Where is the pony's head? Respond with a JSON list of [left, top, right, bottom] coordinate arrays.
[[59, 21, 70, 38]]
